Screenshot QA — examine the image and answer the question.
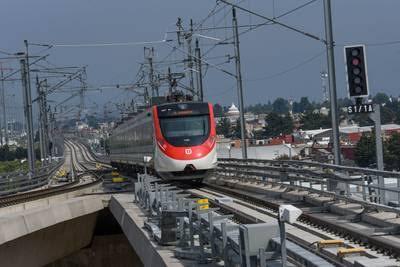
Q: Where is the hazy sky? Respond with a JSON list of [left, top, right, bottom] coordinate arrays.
[[1, 0, 400, 113]]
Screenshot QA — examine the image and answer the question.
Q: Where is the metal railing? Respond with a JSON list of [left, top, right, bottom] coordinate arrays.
[[0, 159, 64, 196], [218, 158, 400, 209], [134, 173, 334, 267]]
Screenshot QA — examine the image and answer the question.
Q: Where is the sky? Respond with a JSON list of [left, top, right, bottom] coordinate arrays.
[[1, 0, 400, 117]]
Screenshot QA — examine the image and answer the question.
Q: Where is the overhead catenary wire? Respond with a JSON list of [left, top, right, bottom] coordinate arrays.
[[48, 39, 173, 48], [218, 0, 324, 42], [245, 50, 325, 82], [202, 0, 320, 58]]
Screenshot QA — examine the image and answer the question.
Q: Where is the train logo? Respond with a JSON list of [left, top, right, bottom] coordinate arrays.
[[185, 148, 192, 155]]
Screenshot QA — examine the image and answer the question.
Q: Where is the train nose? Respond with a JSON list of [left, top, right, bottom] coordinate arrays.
[[184, 164, 196, 173]]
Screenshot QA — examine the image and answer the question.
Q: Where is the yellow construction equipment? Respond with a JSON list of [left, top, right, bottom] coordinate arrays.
[[337, 247, 365, 258], [112, 177, 125, 183], [317, 240, 344, 249], [111, 171, 119, 177], [56, 169, 67, 178], [197, 198, 209, 210]]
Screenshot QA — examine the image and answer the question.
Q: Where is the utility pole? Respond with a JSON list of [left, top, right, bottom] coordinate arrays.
[[232, 7, 248, 159], [36, 76, 46, 166], [20, 58, 36, 177], [323, 0, 341, 166], [195, 39, 204, 101]]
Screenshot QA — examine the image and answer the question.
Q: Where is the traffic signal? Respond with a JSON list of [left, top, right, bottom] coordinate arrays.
[[344, 45, 369, 97]]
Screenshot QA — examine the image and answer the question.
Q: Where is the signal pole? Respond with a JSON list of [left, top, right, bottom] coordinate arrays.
[[323, 0, 341, 166], [232, 7, 248, 159]]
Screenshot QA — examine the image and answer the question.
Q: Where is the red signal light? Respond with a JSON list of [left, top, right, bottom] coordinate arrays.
[[352, 58, 360, 66]]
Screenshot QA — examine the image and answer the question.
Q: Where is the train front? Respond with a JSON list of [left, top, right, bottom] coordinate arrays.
[[152, 102, 217, 181]]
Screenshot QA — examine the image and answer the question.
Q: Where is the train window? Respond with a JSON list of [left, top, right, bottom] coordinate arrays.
[[159, 115, 210, 146]]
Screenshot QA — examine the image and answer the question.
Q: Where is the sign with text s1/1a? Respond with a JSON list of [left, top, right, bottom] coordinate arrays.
[[347, 103, 374, 114]]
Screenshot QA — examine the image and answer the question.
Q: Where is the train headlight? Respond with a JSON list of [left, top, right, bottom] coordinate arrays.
[[157, 139, 167, 151], [205, 136, 216, 149]]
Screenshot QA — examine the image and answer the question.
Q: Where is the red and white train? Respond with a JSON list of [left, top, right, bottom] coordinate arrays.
[[109, 102, 217, 182]]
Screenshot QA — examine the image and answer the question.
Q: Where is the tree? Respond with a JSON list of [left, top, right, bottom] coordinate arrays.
[[213, 103, 224, 117], [385, 133, 400, 171], [15, 147, 27, 160], [373, 93, 390, 105], [264, 112, 293, 138], [233, 118, 243, 139], [293, 97, 313, 113], [380, 106, 396, 124], [354, 134, 376, 168], [246, 102, 272, 114], [272, 98, 289, 114], [300, 111, 331, 130], [216, 117, 231, 137]]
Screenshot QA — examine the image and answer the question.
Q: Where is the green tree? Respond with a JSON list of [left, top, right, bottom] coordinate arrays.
[[381, 106, 396, 124], [354, 134, 376, 167], [246, 102, 272, 114], [216, 117, 232, 137], [15, 147, 27, 160], [373, 93, 390, 104], [213, 103, 224, 117], [264, 112, 293, 138], [385, 133, 400, 171], [272, 98, 289, 114], [293, 97, 313, 113], [300, 111, 331, 130], [233, 118, 243, 139]]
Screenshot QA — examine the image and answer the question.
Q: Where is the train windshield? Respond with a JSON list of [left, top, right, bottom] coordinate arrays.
[[159, 115, 210, 146]]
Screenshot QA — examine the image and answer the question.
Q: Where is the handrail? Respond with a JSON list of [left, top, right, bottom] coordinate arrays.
[[219, 158, 400, 178]]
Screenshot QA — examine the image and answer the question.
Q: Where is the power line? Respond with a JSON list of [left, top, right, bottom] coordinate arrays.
[[202, 0, 320, 57], [218, 0, 324, 42], [49, 39, 173, 48], [245, 50, 325, 82], [0, 49, 13, 56]]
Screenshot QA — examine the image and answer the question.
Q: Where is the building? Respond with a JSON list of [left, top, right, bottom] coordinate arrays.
[[225, 103, 240, 123], [298, 124, 400, 145]]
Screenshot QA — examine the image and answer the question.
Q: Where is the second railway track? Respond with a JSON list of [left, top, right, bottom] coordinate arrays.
[[0, 140, 107, 208]]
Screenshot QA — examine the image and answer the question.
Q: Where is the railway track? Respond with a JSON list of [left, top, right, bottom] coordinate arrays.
[[184, 183, 399, 266], [0, 140, 106, 208]]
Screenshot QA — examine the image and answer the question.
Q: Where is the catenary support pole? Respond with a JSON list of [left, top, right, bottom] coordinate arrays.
[[323, 0, 341, 167], [232, 7, 248, 159], [195, 39, 204, 101], [20, 59, 36, 177], [187, 20, 195, 96], [1, 68, 7, 145], [36, 76, 45, 166]]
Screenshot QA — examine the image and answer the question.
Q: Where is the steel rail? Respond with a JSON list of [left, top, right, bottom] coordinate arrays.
[[202, 181, 400, 261]]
